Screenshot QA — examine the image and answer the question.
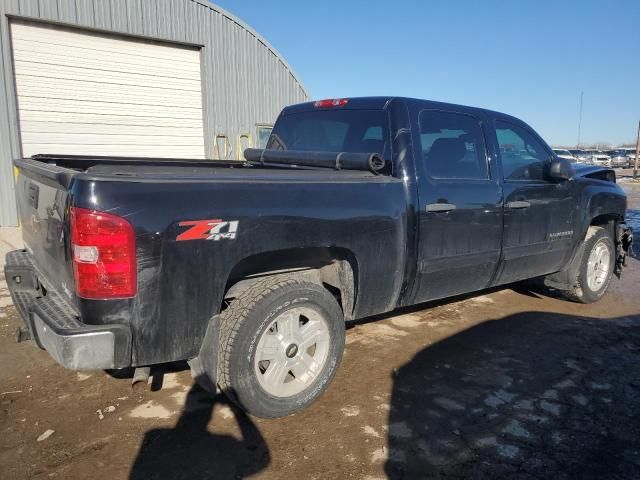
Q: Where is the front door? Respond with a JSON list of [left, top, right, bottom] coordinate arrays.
[[492, 119, 577, 285], [414, 109, 503, 304]]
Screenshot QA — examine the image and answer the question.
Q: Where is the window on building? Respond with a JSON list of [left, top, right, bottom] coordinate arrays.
[[237, 134, 252, 160], [214, 135, 231, 160], [256, 125, 273, 149], [495, 121, 551, 181], [419, 110, 488, 180]]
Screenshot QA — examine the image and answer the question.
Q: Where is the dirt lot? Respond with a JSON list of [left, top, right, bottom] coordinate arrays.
[[1, 183, 640, 480]]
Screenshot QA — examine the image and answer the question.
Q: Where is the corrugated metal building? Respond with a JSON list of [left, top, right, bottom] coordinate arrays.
[[0, 0, 308, 226]]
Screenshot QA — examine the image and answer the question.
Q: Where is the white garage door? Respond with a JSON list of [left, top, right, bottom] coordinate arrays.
[[11, 21, 205, 159]]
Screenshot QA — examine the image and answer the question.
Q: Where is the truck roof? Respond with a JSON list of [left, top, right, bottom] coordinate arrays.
[[281, 96, 518, 123]]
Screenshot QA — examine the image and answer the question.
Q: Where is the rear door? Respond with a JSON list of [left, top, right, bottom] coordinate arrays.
[[491, 118, 577, 284], [413, 108, 503, 304]]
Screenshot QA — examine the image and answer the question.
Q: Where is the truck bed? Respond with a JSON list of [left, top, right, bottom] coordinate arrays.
[[12, 153, 407, 367], [21, 154, 386, 184]]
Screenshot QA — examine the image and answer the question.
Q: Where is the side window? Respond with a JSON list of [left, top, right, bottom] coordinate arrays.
[[495, 121, 551, 181], [419, 111, 488, 180]]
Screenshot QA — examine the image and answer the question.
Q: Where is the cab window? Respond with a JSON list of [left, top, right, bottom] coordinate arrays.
[[419, 110, 488, 180], [267, 109, 390, 157], [495, 121, 551, 182]]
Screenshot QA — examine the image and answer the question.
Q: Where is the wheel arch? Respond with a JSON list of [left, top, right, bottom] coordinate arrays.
[[223, 247, 359, 320], [589, 213, 623, 234], [582, 185, 626, 235]]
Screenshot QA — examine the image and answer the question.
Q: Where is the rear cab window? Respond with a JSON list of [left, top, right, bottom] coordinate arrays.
[[267, 109, 391, 160]]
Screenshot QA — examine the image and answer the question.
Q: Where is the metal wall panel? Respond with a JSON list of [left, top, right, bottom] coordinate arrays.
[[37, 0, 57, 20], [74, 0, 94, 27], [17, 0, 37, 17], [0, 0, 308, 226], [0, 1, 21, 226]]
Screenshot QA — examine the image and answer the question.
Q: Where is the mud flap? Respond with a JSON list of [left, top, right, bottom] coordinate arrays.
[[187, 314, 220, 394], [614, 223, 634, 278], [543, 241, 586, 290]]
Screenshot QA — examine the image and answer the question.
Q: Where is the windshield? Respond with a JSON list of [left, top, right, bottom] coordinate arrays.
[[267, 109, 390, 158], [554, 150, 572, 156]]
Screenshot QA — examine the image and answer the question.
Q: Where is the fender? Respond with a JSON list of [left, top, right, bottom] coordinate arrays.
[[545, 180, 630, 289], [579, 184, 627, 238]]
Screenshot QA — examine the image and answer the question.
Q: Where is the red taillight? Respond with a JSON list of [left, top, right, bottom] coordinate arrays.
[[70, 207, 137, 299], [313, 98, 348, 108]]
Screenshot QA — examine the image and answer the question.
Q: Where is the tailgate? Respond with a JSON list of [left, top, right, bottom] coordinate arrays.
[[15, 164, 76, 300]]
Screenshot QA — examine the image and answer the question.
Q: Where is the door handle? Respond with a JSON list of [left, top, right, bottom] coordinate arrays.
[[506, 201, 531, 209], [426, 203, 457, 212]]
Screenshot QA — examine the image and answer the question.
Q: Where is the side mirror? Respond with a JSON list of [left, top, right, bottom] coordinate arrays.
[[549, 156, 574, 181]]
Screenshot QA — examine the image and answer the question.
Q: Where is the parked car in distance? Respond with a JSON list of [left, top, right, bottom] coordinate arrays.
[[622, 148, 637, 166], [553, 149, 577, 162], [5, 96, 635, 418], [568, 149, 592, 164], [607, 149, 630, 168], [586, 150, 612, 167]]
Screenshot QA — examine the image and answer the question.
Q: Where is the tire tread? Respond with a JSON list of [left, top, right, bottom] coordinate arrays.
[[217, 276, 323, 405], [562, 226, 610, 303]]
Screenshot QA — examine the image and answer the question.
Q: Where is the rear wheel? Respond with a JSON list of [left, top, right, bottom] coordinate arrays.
[[562, 226, 614, 303], [218, 276, 345, 418]]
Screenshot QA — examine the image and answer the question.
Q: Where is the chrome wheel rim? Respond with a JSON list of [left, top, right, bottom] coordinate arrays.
[[254, 306, 330, 398], [586, 240, 611, 291]]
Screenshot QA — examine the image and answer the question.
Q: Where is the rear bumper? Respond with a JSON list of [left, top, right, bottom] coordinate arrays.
[[4, 250, 131, 370]]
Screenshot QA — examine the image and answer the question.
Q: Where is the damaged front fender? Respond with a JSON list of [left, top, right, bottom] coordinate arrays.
[[614, 223, 634, 278]]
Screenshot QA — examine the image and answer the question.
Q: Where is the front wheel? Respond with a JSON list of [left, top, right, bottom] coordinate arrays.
[[562, 226, 615, 303], [217, 276, 345, 418]]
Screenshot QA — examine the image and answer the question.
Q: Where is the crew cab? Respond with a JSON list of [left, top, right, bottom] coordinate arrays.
[[5, 97, 633, 418]]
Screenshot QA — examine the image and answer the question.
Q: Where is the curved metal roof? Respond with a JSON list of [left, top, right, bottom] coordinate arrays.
[[197, 0, 309, 98]]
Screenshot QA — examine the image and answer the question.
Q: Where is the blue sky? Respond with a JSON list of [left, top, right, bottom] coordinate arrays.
[[214, 0, 639, 147]]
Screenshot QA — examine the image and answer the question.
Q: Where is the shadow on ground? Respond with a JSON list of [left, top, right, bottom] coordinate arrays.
[[129, 382, 270, 479], [385, 311, 640, 479]]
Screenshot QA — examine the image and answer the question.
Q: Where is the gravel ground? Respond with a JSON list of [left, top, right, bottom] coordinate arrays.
[[0, 183, 639, 480]]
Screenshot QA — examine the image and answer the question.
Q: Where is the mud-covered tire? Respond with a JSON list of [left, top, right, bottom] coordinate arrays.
[[217, 276, 345, 418], [562, 226, 615, 303]]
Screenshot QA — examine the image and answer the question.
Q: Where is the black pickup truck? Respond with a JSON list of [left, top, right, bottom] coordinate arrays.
[[5, 97, 633, 418]]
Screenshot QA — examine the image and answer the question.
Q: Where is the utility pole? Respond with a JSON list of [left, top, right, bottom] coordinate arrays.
[[577, 91, 583, 148], [634, 120, 639, 180]]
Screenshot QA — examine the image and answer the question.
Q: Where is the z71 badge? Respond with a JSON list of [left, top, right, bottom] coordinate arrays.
[[177, 219, 239, 241]]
